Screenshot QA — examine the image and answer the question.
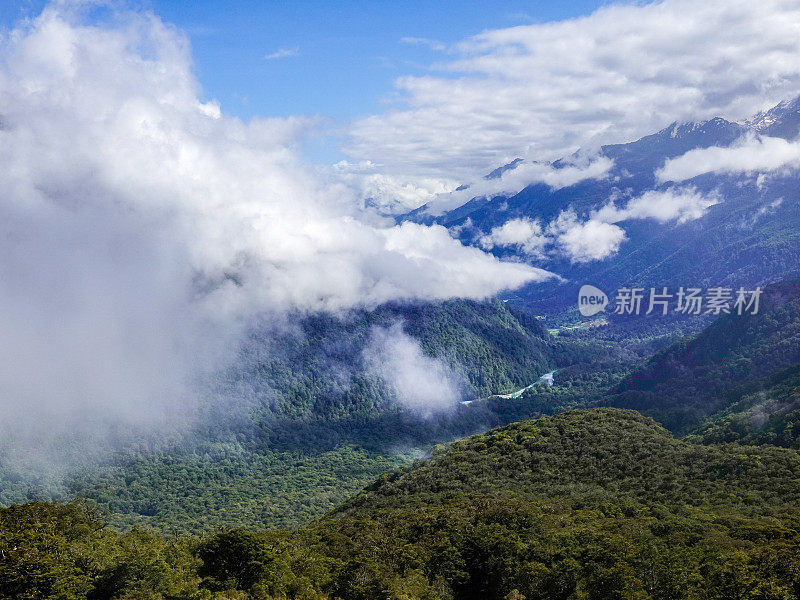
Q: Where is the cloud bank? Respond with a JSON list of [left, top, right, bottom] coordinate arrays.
[[0, 3, 547, 460], [657, 136, 800, 182], [332, 160, 456, 214], [346, 0, 800, 182], [429, 155, 614, 214], [592, 188, 720, 224]]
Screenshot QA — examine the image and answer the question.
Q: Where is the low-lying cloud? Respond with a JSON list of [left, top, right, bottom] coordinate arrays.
[[592, 188, 720, 224], [480, 217, 547, 258], [480, 187, 718, 263], [0, 3, 548, 464], [363, 323, 466, 417], [657, 136, 800, 182], [332, 160, 456, 214], [548, 211, 627, 264], [428, 155, 613, 215]]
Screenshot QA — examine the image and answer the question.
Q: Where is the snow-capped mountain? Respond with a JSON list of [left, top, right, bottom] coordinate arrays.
[[402, 97, 800, 314]]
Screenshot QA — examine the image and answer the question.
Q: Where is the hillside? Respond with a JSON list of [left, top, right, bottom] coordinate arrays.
[[236, 298, 556, 449], [14, 274, 795, 534], [338, 408, 800, 515], [1, 298, 590, 533], [607, 278, 800, 433], [6, 409, 800, 599], [7, 273, 799, 536], [685, 368, 800, 448]]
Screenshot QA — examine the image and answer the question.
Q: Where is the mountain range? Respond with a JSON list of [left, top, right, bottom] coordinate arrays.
[[403, 96, 800, 316]]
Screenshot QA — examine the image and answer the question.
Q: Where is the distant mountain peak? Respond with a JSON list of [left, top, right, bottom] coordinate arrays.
[[485, 157, 525, 180], [743, 94, 800, 138], [654, 116, 741, 141]]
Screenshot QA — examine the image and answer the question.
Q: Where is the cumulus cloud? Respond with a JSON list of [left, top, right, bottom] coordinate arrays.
[[549, 187, 719, 262], [592, 187, 720, 224], [480, 217, 547, 257], [547, 210, 627, 263], [346, 0, 800, 181], [657, 135, 800, 182], [0, 3, 549, 462], [363, 323, 466, 417]]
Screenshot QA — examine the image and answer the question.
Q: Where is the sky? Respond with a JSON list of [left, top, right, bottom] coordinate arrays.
[[3, 0, 798, 183], [0, 0, 611, 164], [0, 0, 611, 122]]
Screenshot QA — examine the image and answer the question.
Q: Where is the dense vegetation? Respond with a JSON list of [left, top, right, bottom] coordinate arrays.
[[4, 276, 777, 534], [6, 275, 800, 535], [4, 298, 611, 532], [607, 278, 800, 433], [64, 445, 404, 535], [686, 367, 800, 448], [0, 502, 203, 600], [234, 298, 554, 426], [0, 281, 800, 568], [6, 409, 800, 599]]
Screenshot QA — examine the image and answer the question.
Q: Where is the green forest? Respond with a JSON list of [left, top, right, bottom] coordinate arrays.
[[5, 409, 800, 599], [0, 298, 623, 533], [4, 281, 800, 599]]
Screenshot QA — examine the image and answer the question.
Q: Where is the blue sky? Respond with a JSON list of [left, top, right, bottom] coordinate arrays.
[[0, 1, 610, 123]]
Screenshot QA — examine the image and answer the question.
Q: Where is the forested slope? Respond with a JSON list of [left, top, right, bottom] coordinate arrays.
[[1, 298, 579, 533], [686, 368, 800, 448], [6, 409, 800, 599], [607, 277, 800, 433]]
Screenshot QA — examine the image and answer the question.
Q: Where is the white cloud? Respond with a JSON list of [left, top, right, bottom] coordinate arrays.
[[657, 135, 800, 182], [741, 197, 784, 228], [0, 3, 550, 460], [264, 46, 300, 60], [548, 210, 627, 263], [549, 187, 718, 262], [480, 217, 547, 257], [346, 0, 800, 181], [428, 155, 613, 214], [479, 186, 718, 263], [363, 323, 466, 417], [592, 187, 720, 224], [332, 160, 456, 213]]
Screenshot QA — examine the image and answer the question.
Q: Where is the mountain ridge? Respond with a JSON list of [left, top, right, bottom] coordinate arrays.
[[400, 96, 800, 316]]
